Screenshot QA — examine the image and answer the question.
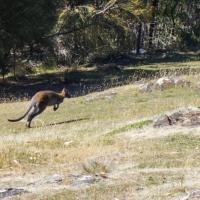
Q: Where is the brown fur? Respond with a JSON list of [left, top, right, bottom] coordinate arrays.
[[8, 87, 70, 128]]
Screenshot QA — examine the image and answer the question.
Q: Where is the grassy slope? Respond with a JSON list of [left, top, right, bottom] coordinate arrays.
[[1, 61, 200, 199]]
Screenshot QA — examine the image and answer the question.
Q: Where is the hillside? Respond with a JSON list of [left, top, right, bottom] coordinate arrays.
[[1, 62, 200, 199], [1, 1, 200, 199]]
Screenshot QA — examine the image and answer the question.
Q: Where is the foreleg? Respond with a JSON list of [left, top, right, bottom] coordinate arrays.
[[53, 104, 59, 111]]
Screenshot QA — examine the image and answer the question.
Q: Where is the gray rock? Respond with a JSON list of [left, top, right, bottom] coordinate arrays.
[[153, 107, 200, 127], [28, 174, 64, 186], [69, 174, 99, 188], [154, 77, 175, 90], [174, 189, 200, 200], [174, 78, 191, 87], [139, 82, 153, 93], [43, 174, 64, 184], [153, 115, 173, 127], [76, 175, 96, 184], [0, 188, 27, 199], [85, 91, 117, 102], [140, 77, 191, 93]]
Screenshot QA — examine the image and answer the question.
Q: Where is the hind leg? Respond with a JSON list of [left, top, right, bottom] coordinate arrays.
[[26, 103, 46, 128]]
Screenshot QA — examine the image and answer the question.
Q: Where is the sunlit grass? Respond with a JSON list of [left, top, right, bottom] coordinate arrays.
[[118, 134, 200, 169], [134, 60, 200, 70], [40, 171, 185, 200], [2, 72, 200, 199]]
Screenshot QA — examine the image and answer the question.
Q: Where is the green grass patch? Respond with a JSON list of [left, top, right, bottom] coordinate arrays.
[[107, 120, 153, 137], [99, 120, 152, 146], [33, 64, 59, 74]]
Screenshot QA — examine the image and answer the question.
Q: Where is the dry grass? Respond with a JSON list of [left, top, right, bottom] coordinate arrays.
[[2, 71, 200, 199]]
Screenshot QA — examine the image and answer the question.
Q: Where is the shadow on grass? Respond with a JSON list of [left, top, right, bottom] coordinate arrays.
[[33, 117, 90, 128], [1, 52, 200, 102]]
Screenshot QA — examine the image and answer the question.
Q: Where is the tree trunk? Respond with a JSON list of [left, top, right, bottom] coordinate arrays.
[[149, 0, 159, 49], [13, 48, 16, 78], [136, 22, 142, 55], [95, 0, 103, 8], [2, 53, 8, 81], [29, 44, 33, 60], [2, 65, 5, 81]]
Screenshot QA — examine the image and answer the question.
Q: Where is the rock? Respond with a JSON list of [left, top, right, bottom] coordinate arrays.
[[139, 82, 153, 93], [44, 174, 64, 184], [69, 174, 99, 188], [154, 77, 175, 90], [29, 174, 65, 186], [175, 189, 200, 200], [85, 91, 117, 102], [153, 115, 173, 127], [12, 159, 21, 168], [76, 175, 96, 184], [0, 188, 27, 198], [64, 141, 73, 147], [174, 77, 191, 87], [131, 48, 146, 54], [98, 172, 109, 179], [140, 77, 191, 93], [153, 107, 200, 127]]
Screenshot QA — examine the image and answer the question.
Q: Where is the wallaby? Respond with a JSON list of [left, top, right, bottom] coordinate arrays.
[[8, 87, 71, 128]]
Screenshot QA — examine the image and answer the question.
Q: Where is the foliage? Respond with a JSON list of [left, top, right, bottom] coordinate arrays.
[[55, 0, 152, 65], [0, 0, 58, 78], [157, 0, 200, 49], [0, 0, 200, 78]]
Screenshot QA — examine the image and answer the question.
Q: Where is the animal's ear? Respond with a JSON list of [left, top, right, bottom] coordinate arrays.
[[61, 87, 71, 98], [61, 87, 67, 95]]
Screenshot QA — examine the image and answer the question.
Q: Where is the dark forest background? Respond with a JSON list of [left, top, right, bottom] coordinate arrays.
[[0, 0, 200, 80]]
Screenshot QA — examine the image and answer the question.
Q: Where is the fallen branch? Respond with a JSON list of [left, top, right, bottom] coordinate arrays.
[[43, 22, 94, 39], [93, 0, 118, 16]]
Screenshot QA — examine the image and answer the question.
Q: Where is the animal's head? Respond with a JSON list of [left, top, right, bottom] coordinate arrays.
[[61, 87, 71, 98]]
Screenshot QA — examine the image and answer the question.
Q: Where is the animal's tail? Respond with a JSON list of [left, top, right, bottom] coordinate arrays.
[[8, 103, 34, 122]]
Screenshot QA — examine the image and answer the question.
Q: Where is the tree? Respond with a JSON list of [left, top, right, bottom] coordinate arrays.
[[0, 0, 58, 78], [148, 0, 159, 49], [53, 0, 152, 64]]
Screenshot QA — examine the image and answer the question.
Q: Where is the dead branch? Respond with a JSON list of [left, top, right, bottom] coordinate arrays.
[[93, 0, 118, 16], [43, 0, 118, 39]]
